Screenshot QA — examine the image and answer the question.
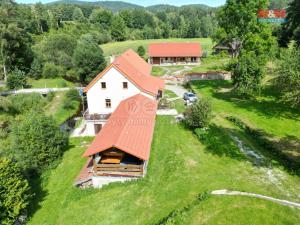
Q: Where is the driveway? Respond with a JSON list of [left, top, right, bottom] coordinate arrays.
[[165, 84, 187, 98]]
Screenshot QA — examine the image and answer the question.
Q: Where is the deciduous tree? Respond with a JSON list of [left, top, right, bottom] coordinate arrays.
[[73, 36, 106, 83]]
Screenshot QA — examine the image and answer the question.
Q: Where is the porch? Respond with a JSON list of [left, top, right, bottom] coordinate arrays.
[[151, 56, 200, 65], [83, 109, 111, 121], [92, 148, 145, 177]]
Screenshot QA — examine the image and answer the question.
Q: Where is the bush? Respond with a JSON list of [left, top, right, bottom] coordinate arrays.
[[137, 45, 146, 57], [6, 69, 27, 89], [63, 89, 81, 109], [184, 99, 213, 129], [42, 62, 65, 78], [10, 112, 68, 172], [9, 93, 46, 114], [0, 157, 31, 225]]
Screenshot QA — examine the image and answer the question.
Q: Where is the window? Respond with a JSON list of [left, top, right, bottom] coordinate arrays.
[[165, 57, 168, 60], [105, 99, 111, 108], [101, 82, 106, 89], [123, 82, 128, 89]]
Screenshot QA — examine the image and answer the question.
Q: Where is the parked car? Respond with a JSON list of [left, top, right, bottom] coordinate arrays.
[[183, 92, 198, 102]]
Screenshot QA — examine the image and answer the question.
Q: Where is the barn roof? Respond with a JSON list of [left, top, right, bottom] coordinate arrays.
[[148, 43, 202, 57], [82, 94, 158, 160]]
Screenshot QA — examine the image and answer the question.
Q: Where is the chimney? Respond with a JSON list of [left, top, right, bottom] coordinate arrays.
[[110, 55, 115, 63]]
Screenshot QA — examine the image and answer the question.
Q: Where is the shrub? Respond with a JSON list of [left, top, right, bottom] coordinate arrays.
[[0, 157, 31, 225], [63, 89, 81, 110], [10, 112, 68, 173], [137, 45, 146, 57], [42, 62, 65, 78], [6, 69, 27, 89], [9, 93, 46, 114], [184, 99, 213, 129]]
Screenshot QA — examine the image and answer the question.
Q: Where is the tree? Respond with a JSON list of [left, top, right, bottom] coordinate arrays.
[[89, 8, 113, 29], [231, 51, 265, 95], [72, 7, 85, 22], [110, 15, 126, 41], [0, 23, 33, 80], [214, 0, 275, 58], [0, 157, 31, 225], [6, 69, 27, 89], [276, 48, 300, 107], [73, 36, 106, 83], [137, 46, 145, 58], [10, 112, 68, 172], [279, 0, 300, 47], [184, 98, 212, 129]]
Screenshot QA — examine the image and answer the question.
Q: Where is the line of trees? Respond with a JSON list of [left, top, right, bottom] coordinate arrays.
[[0, 0, 219, 87]]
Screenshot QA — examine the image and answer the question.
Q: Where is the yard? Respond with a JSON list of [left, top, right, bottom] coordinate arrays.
[[27, 116, 300, 225], [27, 78, 75, 88]]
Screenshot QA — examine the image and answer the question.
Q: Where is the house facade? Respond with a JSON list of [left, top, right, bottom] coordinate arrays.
[[75, 49, 164, 188], [148, 43, 202, 65]]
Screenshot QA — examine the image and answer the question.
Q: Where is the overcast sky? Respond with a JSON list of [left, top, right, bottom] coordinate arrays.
[[15, 0, 226, 7]]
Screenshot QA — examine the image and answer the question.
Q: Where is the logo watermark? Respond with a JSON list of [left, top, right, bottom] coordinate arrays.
[[258, 9, 286, 23]]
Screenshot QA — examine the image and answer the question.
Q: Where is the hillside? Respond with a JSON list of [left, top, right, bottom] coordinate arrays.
[[50, 0, 142, 12], [50, 0, 214, 12]]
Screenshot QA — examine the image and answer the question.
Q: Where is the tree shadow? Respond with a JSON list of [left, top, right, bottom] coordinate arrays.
[[200, 124, 247, 162], [193, 80, 300, 120], [26, 143, 75, 219]]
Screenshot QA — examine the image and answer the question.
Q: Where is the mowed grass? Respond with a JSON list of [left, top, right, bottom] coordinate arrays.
[[191, 55, 230, 73], [28, 117, 300, 225], [191, 80, 300, 139], [100, 38, 213, 58], [27, 78, 75, 88]]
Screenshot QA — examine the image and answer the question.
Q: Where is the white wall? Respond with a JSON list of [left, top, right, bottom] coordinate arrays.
[[86, 67, 155, 114], [92, 175, 137, 188]]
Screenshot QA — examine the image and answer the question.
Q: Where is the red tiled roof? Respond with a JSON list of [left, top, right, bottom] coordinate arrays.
[[148, 43, 202, 57], [82, 94, 158, 160], [84, 49, 164, 95]]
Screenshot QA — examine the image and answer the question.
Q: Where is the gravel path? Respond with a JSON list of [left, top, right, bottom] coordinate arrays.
[[165, 84, 187, 98], [211, 189, 300, 208], [1, 87, 83, 95]]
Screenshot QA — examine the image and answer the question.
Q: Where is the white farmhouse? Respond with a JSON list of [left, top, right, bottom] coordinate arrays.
[[83, 49, 164, 135]]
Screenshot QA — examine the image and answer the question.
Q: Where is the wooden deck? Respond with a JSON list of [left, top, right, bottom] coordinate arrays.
[[93, 163, 144, 177]]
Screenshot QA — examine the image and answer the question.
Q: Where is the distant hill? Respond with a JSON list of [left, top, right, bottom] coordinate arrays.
[[50, 1, 214, 12], [49, 0, 143, 12], [146, 4, 178, 12]]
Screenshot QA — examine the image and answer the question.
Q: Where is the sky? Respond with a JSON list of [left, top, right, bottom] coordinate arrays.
[[15, 0, 226, 7]]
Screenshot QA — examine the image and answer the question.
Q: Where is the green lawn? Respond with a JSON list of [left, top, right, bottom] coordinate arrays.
[[100, 38, 213, 59], [191, 80, 300, 169], [27, 78, 75, 88], [45, 92, 80, 124], [151, 66, 166, 76], [191, 55, 230, 73], [164, 89, 177, 98], [191, 80, 300, 139], [28, 117, 300, 225]]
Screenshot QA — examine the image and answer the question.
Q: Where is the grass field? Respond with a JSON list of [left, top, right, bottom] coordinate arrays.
[[45, 92, 80, 124], [191, 80, 300, 139], [100, 38, 213, 58], [27, 78, 75, 88], [28, 117, 300, 225]]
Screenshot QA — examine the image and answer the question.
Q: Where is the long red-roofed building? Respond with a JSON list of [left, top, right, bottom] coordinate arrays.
[[148, 42, 202, 65], [76, 49, 163, 188]]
